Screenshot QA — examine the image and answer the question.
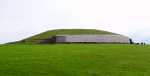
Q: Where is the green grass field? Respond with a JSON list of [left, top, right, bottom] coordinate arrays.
[[0, 44, 150, 76]]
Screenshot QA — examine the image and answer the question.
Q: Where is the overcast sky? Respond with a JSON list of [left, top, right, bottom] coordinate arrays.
[[0, 0, 150, 44]]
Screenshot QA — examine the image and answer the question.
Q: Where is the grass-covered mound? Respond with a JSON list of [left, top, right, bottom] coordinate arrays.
[[0, 44, 150, 76], [13, 29, 116, 44]]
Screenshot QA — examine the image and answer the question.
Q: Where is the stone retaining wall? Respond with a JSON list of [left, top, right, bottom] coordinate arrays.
[[55, 35, 130, 43]]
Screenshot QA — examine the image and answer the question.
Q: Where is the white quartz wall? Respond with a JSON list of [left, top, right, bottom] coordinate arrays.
[[56, 35, 130, 43]]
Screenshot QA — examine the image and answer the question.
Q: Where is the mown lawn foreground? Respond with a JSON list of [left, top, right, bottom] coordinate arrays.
[[0, 44, 150, 76]]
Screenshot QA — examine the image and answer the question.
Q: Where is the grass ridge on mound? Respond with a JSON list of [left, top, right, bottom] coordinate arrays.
[[12, 29, 116, 44]]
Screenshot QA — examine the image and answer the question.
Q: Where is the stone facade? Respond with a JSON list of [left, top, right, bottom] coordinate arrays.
[[54, 35, 131, 43]]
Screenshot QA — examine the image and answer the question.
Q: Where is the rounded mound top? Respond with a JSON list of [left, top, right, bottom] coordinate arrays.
[[14, 29, 117, 44], [27, 29, 116, 39]]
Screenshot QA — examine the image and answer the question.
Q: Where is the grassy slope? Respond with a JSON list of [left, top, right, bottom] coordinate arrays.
[[0, 44, 150, 76], [15, 29, 116, 44]]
